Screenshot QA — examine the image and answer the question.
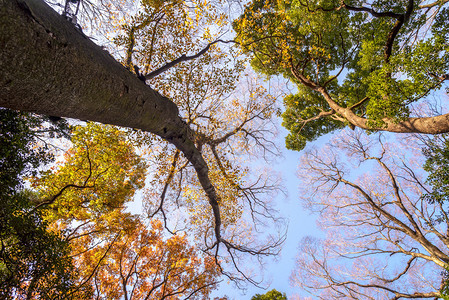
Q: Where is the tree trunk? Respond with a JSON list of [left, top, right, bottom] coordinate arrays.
[[0, 0, 222, 240], [0, 0, 184, 138], [291, 69, 449, 135]]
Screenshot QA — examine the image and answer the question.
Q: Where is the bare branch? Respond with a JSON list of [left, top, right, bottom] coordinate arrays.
[[293, 130, 449, 297], [144, 39, 235, 80]]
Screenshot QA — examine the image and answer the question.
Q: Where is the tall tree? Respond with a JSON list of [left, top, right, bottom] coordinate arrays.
[[0, 0, 284, 284], [234, 0, 449, 150], [290, 130, 448, 298], [107, 0, 282, 252], [98, 0, 284, 283]]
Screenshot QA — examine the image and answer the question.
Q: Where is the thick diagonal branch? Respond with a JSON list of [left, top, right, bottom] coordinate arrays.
[[0, 0, 228, 257], [290, 66, 449, 134]]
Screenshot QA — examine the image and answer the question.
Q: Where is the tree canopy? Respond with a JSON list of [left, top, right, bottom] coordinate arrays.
[[422, 134, 449, 205], [1, 113, 222, 298], [2, 0, 449, 298], [251, 289, 287, 300], [0, 109, 76, 299], [234, 0, 449, 150]]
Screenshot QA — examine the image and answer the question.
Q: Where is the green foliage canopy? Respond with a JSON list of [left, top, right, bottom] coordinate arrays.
[[0, 109, 76, 299], [234, 0, 449, 150], [251, 289, 287, 300], [419, 134, 449, 297], [423, 135, 449, 205]]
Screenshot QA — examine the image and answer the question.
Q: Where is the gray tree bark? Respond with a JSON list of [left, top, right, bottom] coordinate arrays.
[[0, 0, 223, 240]]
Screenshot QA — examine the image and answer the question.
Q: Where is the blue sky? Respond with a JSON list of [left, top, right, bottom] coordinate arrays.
[[210, 127, 332, 299]]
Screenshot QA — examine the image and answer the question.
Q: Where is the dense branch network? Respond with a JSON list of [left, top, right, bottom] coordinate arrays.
[[102, 0, 286, 284], [291, 130, 448, 298], [142, 72, 284, 284]]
